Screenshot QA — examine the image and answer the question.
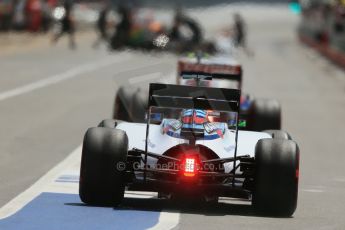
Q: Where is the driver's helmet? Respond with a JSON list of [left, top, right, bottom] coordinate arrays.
[[181, 109, 207, 129]]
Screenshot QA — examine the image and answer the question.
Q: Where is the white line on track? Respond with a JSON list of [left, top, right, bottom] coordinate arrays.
[[128, 72, 163, 85], [0, 144, 181, 229], [128, 72, 175, 86], [301, 189, 324, 193], [148, 211, 180, 230], [0, 146, 81, 219], [0, 54, 131, 102]]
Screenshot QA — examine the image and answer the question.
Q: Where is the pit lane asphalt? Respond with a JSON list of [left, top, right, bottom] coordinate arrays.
[[1, 5, 345, 230]]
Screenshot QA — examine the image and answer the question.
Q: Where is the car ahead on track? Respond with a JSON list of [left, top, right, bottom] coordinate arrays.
[[80, 83, 299, 216], [110, 8, 215, 54], [177, 54, 282, 131], [113, 54, 281, 131]]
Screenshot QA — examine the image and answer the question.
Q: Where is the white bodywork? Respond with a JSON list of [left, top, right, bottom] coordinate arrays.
[[116, 121, 271, 173]]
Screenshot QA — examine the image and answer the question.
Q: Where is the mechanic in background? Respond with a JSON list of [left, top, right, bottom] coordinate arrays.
[[110, 4, 133, 49], [52, 0, 76, 49], [233, 13, 246, 48], [93, 4, 110, 48], [170, 9, 202, 44], [233, 13, 253, 56], [41, 0, 52, 32]]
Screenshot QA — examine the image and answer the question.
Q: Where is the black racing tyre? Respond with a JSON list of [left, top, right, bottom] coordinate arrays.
[[179, 17, 203, 44], [79, 127, 128, 206], [113, 86, 136, 121], [264, 130, 291, 140], [129, 89, 148, 123], [253, 138, 299, 216], [250, 99, 281, 131], [98, 119, 118, 128], [205, 196, 219, 206]]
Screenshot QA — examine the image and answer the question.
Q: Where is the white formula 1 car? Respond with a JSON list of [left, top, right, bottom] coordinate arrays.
[[80, 83, 299, 216]]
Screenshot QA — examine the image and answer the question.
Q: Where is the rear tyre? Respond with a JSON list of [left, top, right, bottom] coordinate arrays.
[[253, 138, 299, 216], [250, 99, 281, 131], [79, 127, 128, 206], [264, 130, 291, 140], [113, 86, 136, 121], [205, 195, 219, 206]]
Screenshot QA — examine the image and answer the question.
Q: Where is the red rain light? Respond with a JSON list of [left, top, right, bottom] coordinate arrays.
[[181, 154, 200, 177], [184, 158, 196, 177]]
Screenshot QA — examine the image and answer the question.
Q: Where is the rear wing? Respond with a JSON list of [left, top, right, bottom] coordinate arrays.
[[148, 83, 240, 112], [178, 61, 242, 82], [145, 83, 241, 181]]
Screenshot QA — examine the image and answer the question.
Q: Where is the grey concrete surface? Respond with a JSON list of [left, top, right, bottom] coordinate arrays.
[[1, 5, 345, 230]]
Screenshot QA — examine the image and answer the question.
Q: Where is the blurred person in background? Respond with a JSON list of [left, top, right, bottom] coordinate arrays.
[[110, 3, 133, 49], [26, 0, 42, 32], [0, 0, 14, 31], [41, 0, 53, 32], [334, 0, 345, 33], [12, 0, 27, 31], [232, 12, 253, 56], [168, 8, 204, 52], [93, 3, 111, 48], [170, 8, 202, 45], [52, 0, 76, 49], [233, 13, 246, 48]]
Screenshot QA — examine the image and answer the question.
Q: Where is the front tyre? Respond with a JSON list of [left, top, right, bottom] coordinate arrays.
[[79, 127, 128, 206], [253, 138, 299, 216]]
